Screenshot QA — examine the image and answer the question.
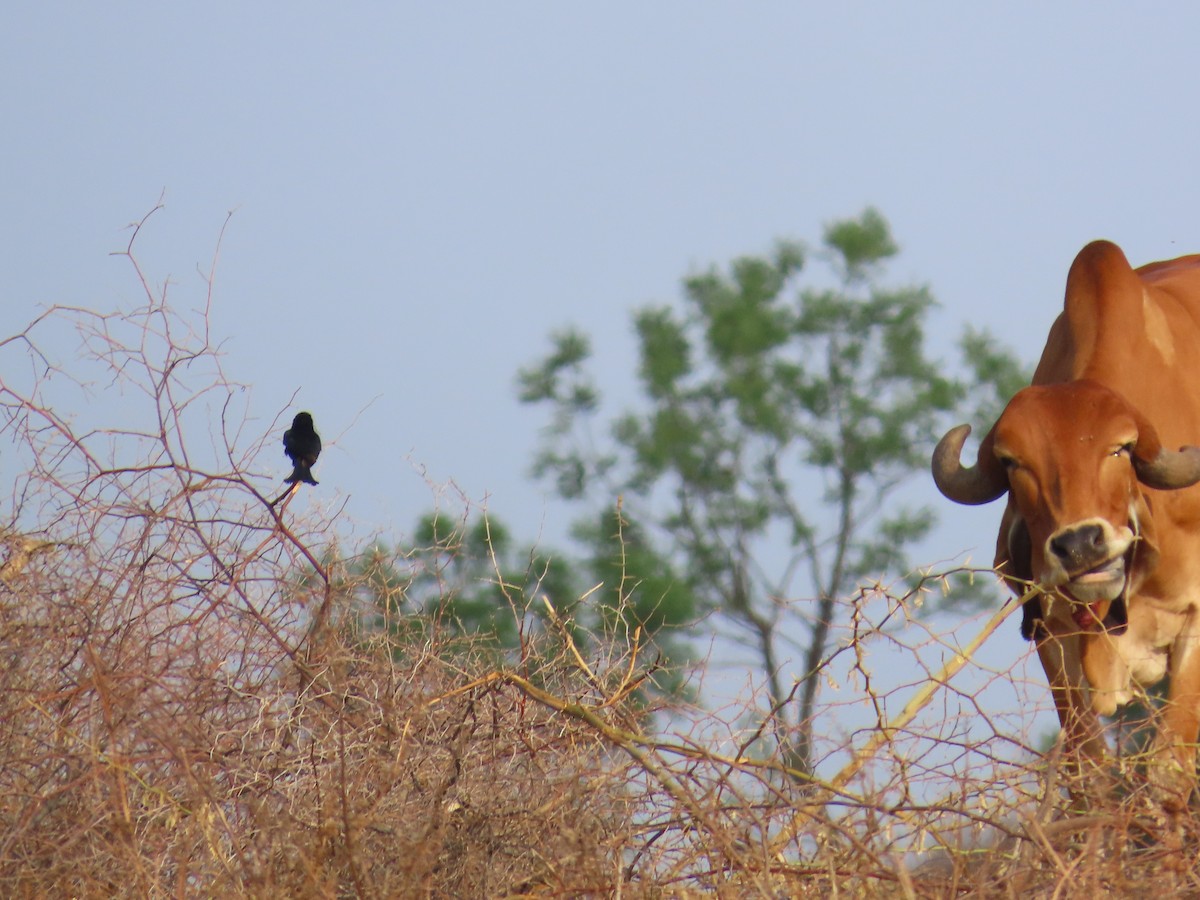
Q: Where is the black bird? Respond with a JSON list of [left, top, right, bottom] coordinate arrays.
[[283, 412, 321, 485]]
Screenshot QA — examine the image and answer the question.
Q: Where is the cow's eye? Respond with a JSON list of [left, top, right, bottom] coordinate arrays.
[[998, 455, 1019, 471], [1113, 443, 1134, 458]]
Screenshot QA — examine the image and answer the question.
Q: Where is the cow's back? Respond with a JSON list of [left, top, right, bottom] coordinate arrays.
[[1032, 242, 1200, 448]]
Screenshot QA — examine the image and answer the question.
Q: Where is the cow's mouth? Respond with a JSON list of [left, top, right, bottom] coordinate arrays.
[[1065, 556, 1129, 633]]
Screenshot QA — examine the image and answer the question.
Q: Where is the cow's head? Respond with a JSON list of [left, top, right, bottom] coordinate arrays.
[[932, 379, 1200, 632]]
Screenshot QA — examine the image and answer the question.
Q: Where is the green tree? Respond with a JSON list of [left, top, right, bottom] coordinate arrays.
[[346, 507, 698, 703], [517, 208, 1024, 775]]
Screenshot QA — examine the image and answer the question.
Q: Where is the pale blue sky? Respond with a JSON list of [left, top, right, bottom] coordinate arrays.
[[4, 3, 1199, 587]]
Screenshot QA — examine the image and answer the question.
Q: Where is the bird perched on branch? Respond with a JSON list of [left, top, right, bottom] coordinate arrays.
[[283, 412, 321, 485]]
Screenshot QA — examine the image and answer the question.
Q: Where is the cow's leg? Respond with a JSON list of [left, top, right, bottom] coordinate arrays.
[[1152, 622, 1200, 807], [1036, 631, 1110, 797]]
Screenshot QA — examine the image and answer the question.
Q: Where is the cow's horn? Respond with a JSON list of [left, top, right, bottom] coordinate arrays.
[[1134, 445, 1200, 490], [931, 424, 1008, 505]]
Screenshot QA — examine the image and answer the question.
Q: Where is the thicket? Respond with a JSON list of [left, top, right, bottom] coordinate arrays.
[[1, 210, 1197, 897]]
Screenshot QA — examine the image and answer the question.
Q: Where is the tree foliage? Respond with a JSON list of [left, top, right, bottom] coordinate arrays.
[[517, 208, 1026, 774], [347, 505, 697, 703]]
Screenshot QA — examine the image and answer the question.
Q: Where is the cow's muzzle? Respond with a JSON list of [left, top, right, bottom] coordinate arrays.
[[1039, 518, 1135, 634], [1041, 518, 1134, 603]]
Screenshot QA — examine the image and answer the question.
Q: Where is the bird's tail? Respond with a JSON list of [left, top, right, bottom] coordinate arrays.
[[285, 465, 319, 486]]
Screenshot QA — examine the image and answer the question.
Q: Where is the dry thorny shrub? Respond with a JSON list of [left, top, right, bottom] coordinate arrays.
[[2, 209, 1199, 898]]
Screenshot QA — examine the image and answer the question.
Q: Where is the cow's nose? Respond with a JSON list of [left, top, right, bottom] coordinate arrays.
[[1049, 524, 1106, 569]]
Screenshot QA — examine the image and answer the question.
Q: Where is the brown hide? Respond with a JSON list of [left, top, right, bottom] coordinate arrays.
[[936, 240, 1200, 793]]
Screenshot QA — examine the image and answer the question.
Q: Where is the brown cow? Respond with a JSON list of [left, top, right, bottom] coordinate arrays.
[[933, 240, 1200, 797]]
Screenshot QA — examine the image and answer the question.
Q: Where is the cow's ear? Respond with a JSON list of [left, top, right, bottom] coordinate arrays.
[[1006, 517, 1033, 584], [1126, 492, 1160, 592], [994, 503, 1039, 640], [994, 500, 1032, 588]]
